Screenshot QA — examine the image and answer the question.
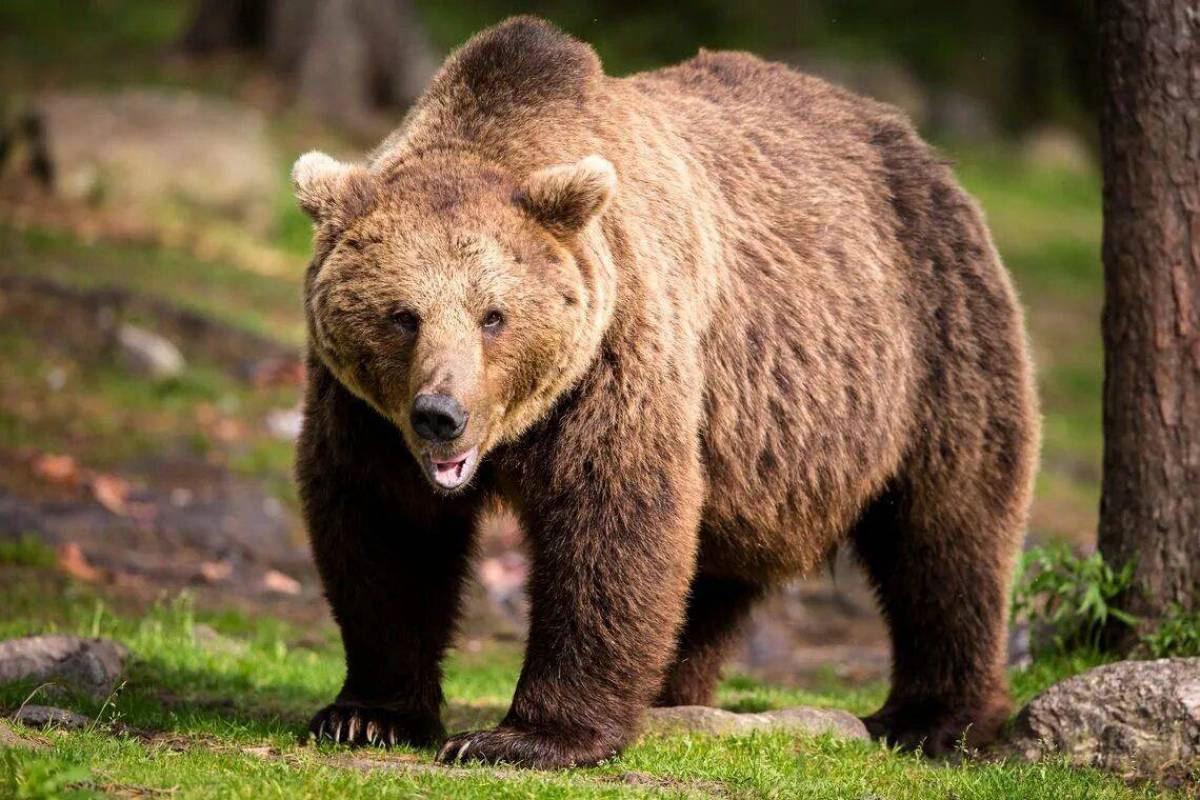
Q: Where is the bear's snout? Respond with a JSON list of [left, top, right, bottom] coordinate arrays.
[[411, 393, 469, 443]]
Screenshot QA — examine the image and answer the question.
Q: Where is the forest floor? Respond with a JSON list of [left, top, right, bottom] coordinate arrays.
[[0, 3, 1165, 799]]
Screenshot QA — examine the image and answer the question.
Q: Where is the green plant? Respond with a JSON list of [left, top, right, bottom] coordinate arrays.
[[0, 535, 57, 568], [0, 750, 93, 800], [1142, 603, 1200, 658], [1011, 544, 1138, 656]]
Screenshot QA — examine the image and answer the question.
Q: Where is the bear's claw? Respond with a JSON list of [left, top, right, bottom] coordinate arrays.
[[436, 726, 617, 769], [307, 702, 444, 749]]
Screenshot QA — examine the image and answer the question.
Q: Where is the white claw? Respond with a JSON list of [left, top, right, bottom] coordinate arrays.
[[437, 740, 455, 761], [366, 721, 378, 745], [347, 716, 360, 743], [456, 740, 471, 762], [387, 729, 397, 749], [316, 720, 326, 741], [334, 720, 343, 743]]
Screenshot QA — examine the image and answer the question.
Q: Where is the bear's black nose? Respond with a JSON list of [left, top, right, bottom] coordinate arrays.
[[411, 393, 469, 443]]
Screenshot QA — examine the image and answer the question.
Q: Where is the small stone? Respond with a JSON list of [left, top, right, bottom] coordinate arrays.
[[0, 635, 128, 699], [1010, 658, 1200, 779], [12, 705, 90, 730], [642, 705, 868, 741], [265, 407, 304, 441], [260, 569, 302, 596], [117, 324, 185, 380], [192, 624, 248, 655]]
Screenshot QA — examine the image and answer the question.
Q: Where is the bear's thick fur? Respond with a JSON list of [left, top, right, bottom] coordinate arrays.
[[293, 17, 1039, 768]]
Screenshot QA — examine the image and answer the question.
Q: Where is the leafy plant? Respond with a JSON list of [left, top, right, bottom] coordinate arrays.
[[1011, 544, 1138, 656], [1142, 603, 1200, 658], [0, 534, 57, 568], [0, 750, 94, 800]]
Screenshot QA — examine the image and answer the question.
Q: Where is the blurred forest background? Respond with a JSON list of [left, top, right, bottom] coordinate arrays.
[[0, 0, 1103, 688]]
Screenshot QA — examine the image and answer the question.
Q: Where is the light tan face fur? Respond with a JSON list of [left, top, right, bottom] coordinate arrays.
[[294, 151, 616, 492]]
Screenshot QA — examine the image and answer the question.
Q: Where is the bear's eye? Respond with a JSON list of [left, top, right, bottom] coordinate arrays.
[[391, 309, 420, 333], [482, 310, 504, 332]]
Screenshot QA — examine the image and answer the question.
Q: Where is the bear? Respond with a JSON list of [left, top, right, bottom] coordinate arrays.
[[292, 16, 1039, 768]]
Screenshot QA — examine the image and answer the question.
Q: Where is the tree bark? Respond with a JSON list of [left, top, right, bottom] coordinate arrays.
[[180, 0, 435, 131], [1097, 0, 1200, 640]]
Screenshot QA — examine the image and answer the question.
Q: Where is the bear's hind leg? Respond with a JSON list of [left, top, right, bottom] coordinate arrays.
[[654, 573, 764, 707], [852, 475, 1024, 755]]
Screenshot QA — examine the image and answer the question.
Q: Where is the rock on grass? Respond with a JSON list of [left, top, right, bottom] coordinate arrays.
[[12, 704, 91, 730], [643, 705, 869, 740], [1011, 658, 1200, 780], [0, 635, 128, 699]]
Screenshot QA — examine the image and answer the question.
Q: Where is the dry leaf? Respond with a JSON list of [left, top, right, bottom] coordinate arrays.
[[198, 561, 233, 583], [261, 569, 301, 595], [56, 542, 102, 583], [91, 473, 131, 516], [32, 453, 79, 485]]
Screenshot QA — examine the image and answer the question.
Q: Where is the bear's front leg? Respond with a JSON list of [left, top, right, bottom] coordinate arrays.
[[299, 369, 482, 749], [438, 379, 703, 768]]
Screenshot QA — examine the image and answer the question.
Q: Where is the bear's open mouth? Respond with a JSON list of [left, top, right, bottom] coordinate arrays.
[[423, 446, 480, 491]]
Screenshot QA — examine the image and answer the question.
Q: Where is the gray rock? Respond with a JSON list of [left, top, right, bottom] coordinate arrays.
[[192, 624, 249, 656], [35, 89, 278, 231], [642, 705, 868, 741], [117, 323, 185, 380], [265, 407, 304, 441], [0, 635, 128, 698], [1011, 658, 1200, 778], [12, 705, 90, 730]]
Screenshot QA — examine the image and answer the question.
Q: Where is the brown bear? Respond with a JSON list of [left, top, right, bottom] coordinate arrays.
[[293, 16, 1039, 768]]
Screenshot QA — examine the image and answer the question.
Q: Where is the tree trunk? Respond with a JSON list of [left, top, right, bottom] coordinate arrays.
[[180, 0, 436, 132], [1097, 0, 1200, 642]]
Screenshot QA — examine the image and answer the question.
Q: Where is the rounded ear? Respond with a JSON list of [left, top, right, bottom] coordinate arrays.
[[516, 155, 615, 236], [291, 151, 376, 228]]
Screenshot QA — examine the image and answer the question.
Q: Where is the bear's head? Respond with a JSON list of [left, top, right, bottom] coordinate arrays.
[[294, 150, 617, 492]]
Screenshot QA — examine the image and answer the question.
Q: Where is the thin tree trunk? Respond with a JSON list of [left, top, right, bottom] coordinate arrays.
[[179, 0, 435, 131], [1097, 0, 1200, 643]]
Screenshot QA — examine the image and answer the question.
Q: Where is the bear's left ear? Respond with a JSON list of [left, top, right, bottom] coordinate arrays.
[[291, 151, 376, 228], [516, 155, 616, 237]]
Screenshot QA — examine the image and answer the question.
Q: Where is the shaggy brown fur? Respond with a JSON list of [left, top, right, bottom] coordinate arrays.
[[293, 16, 1039, 768]]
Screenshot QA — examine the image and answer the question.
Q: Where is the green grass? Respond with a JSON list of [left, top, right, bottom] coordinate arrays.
[[0, 226, 305, 347], [0, 536, 57, 569], [0, 570, 1175, 800]]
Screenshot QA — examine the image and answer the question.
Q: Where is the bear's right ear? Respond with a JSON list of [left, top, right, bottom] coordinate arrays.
[[291, 151, 376, 228]]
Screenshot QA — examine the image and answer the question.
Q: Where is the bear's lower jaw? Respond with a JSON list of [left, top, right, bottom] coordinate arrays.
[[422, 445, 481, 492]]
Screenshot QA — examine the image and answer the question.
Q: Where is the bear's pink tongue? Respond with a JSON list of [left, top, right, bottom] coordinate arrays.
[[434, 458, 466, 479], [428, 446, 478, 490]]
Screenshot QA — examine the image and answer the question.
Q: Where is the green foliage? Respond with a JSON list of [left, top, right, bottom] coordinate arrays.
[[1012, 544, 1138, 656], [0, 535, 56, 569], [0, 751, 93, 800], [1142, 604, 1200, 658]]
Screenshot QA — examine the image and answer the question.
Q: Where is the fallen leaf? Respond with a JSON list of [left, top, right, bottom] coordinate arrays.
[[261, 569, 301, 595], [32, 453, 79, 486], [91, 474, 131, 516], [198, 561, 233, 583], [56, 542, 102, 583]]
